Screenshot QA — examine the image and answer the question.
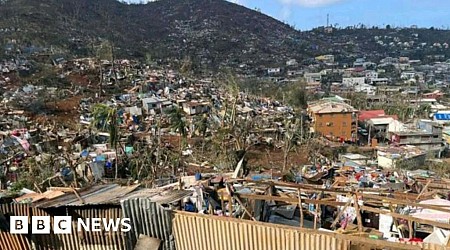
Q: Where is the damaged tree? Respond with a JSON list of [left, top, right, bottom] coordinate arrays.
[[90, 103, 120, 179]]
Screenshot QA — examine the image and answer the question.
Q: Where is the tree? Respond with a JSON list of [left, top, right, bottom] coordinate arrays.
[[196, 114, 209, 138], [95, 41, 114, 97], [282, 117, 304, 172], [90, 104, 120, 178], [288, 81, 308, 109], [167, 106, 188, 174], [180, 56, 193, 78]]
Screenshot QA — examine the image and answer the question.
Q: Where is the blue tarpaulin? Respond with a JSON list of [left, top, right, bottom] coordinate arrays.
[[435, 113, 450, 120]]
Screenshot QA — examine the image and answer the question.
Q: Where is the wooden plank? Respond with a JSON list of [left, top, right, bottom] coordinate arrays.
[[361, 205, 450, 230], [234, 196, 257, 221], [353, 194, 363, 232], [238, 194, 347, 207], [298, 189, 304, 228], [415, 180, 432, 201], [330, 198, 352, 229], [361, 193, 450, 213]]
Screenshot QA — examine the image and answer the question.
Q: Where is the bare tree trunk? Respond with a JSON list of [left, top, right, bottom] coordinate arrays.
[[99, 61, 103, 97], [114, 144, 118, 179]]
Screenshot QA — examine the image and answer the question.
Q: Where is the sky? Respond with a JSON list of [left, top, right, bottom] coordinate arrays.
[[125, 0, 450, 31]]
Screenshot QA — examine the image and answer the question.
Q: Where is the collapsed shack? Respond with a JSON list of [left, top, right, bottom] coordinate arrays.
[[172, 174, 450, 248], [2, 175, 450, 249], [0, 183, 192, 250], [230, 179, 450, 243]]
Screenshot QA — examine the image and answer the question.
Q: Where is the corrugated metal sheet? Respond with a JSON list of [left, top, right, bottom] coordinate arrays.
[[0, 204, 126, 250], [125, 189, 193, 204], [121, 198, 175, 250], [172, 212, 450, 250], [33, 184, 140, 208], [0, 203, 31, 250], [173, 211, 350, 250]]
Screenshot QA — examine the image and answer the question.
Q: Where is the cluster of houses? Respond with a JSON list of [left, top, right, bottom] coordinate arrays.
[[1, 30, 450, 249], [307, 96, 448, 169]]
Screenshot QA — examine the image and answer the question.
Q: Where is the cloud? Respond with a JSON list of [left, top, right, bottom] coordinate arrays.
[[279, 0, 343, 7]]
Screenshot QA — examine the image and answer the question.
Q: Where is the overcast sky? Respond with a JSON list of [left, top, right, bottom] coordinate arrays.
[[124, 0, 450, 31]]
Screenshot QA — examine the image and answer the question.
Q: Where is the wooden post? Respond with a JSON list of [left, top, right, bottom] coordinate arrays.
[[389, 204, 400, 237], [227, 183, 234, 217], [353, 194, 363, 233], [220, 191, 225, 215], [330, 198, 352, 229], [416, 180, 432, 201], [298, 189, 304, 228], [235, 195, 257, 221], [314, 193, 322, 230], [408, 220, 413, 239]]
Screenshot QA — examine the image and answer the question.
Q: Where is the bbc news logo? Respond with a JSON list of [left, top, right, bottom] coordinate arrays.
[[10, 216, 132, 234]]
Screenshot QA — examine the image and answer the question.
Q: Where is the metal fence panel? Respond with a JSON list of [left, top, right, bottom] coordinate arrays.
[[121, 198, 175, 250]]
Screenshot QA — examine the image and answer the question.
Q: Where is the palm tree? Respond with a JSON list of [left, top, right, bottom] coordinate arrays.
[[168, 106, 187, 139], [196, 114, 209, 138], [167, 106, 187, 154], [91, 103, 120, 178]]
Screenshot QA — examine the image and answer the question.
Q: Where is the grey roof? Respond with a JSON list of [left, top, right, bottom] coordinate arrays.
[[124, 189, 193, 204], [33, 184, 140, 208]]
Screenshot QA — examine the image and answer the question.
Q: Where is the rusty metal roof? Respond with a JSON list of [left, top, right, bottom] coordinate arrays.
[[15, 190, 65, 203]]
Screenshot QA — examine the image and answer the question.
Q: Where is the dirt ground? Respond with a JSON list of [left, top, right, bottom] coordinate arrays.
[[160, 135, 310, 173], [31, 95, 82, 129], [246, 145, 310, 171]]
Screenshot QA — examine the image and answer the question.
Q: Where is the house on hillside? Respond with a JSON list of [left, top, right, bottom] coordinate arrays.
[[142, 97, 173, 114], [354, 84, 376, 95], [359, 110, 399, 145], [307, 101, 358, 142], [182, 101, 210, 116], [370, 78, 389, 86], [267, 68, 282, 76], [377, 146, 426, 169], [342, 77, 365, 87], [388, 121, 445, 157], [423, 90, 444, 100], [304, 73, 322, 83]]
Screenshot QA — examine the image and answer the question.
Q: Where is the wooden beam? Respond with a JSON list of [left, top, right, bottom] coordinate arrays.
[[361, 193, 450, 213], [361, 205, 450, 230], [234, 195, 257, 221], [298, 189, 304, 228], [415, 180, 432, 201], [408, 220, 413, 239], [354, 194, 363, 232], [72, 188, 84, 204], [330, 198, 352, 229], [220, 191, 225, 215], [389, 204, 401, 238], [237, 193, 347, 207]]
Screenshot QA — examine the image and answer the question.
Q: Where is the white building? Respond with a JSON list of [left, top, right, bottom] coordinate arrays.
[[371, 78, 389, 86], [365, 71, 379, 81], [401, 72, 417, 80], [354, 84, 377, 96], [342, 77, 365, 87], [142, 97, 173, 113], [304, 73, 322, 83], [377, 146, 426, 169], [267, 68, 281, 75], [182, 101, 210, 115], [286, 59, 298, 67]]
